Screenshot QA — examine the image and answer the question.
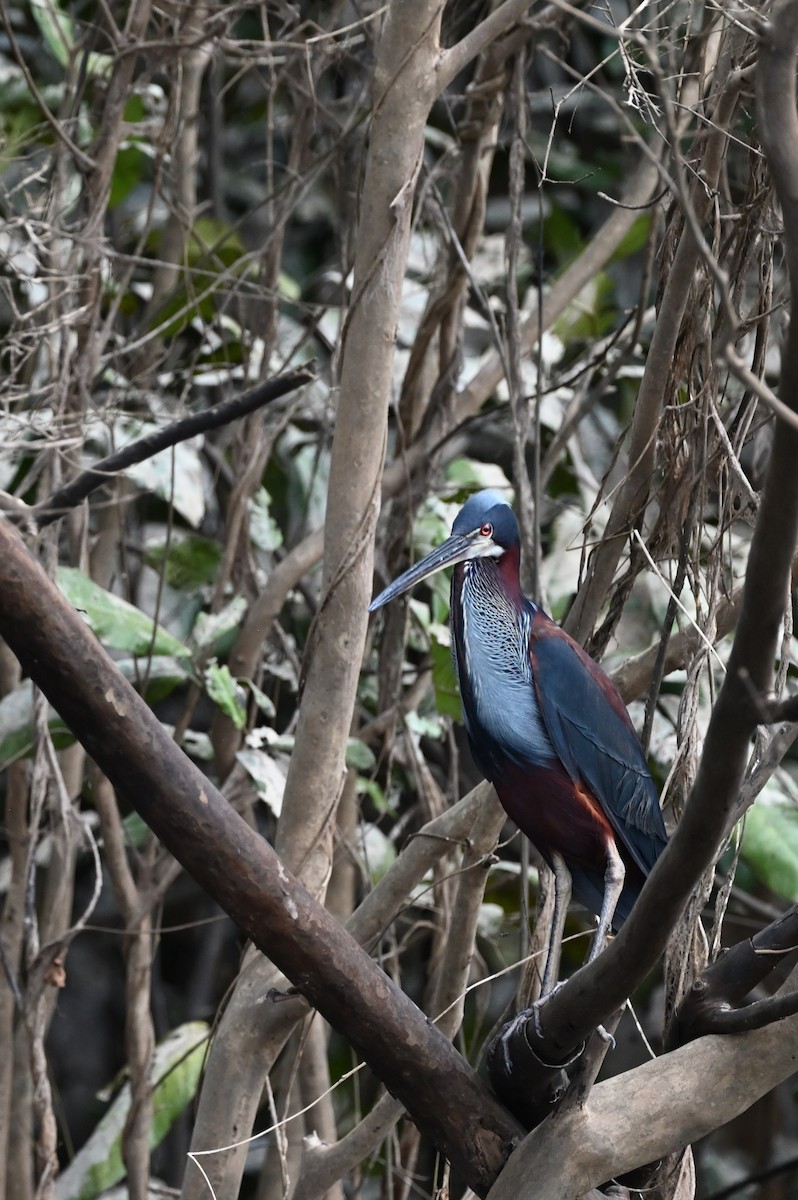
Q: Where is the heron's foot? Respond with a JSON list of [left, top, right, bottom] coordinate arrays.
[[531, 980, 565, 1039], [528, 985, 616, 1049], [493, 985, 615, 1079], [493, 1008, 535, 1079]]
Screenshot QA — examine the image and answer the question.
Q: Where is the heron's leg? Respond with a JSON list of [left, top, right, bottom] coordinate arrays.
[[586, 838, 625, 964], [501, 849, 620, 1056], [525, 854, 572, 1042], [540, 852, 571, 997]]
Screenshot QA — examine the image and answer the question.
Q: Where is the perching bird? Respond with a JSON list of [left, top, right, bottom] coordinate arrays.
[[369, 490, 666, 983]]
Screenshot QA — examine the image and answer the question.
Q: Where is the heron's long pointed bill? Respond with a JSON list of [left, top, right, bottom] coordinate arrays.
[[368, 533, 476, 612]]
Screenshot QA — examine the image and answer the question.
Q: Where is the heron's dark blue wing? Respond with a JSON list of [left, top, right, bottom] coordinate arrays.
[[527, 605, 666, 877]]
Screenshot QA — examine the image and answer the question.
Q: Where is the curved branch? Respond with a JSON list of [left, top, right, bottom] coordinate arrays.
[[0, 516, 523, 1197], [487, 1014, 798, 1200], [438, 1, 561, 90], [668, 905, 798, 1046], [32, 367, 314, 528]]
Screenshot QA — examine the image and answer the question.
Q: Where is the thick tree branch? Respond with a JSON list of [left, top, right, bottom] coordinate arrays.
[[273, 1, 447, 882], [487, 1014, 798, 1200], [194, 9, 465, 1185], [0, 517, 523, 1197], [438, 1, 561, 89], [668, 905, 798, 1046]]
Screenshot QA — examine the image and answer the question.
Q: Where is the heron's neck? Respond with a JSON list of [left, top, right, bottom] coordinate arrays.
[[455, 545, 522, 603], [453, 545, 525, 622], [452, 547, 540, 710]]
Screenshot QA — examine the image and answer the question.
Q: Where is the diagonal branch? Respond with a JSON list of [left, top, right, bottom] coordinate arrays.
[[438, 1, 562, 89], [668, 905, 798, 1046], [0, 514, 523, 1197], [487, 1012, 798, 1200], [29, 367, 314, 527]]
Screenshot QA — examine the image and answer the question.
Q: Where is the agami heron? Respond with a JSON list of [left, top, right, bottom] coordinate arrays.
[[369, 490, 667, 981]]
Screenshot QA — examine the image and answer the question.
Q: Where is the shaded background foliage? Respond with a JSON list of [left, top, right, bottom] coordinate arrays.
[[1, 1, 798, 1198]]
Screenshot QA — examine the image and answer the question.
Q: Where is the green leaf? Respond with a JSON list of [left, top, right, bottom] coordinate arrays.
[[445, 459, 512, 499], [477, 902, 506, 939], [191, 596, 247, 653], [236, 748, 286, 816], [360, 825, 396, 883], [115, 655, 192, 702], [29, 0, 74, 67], [345, 738, 376, 772], [57, 568, 190, 659], [552, 272, 615, 343], [55, 1022, 209, 1200], [145, 535, 222, 590], [608, 213, 651, 264], [204, 661, 247, 729], [430, 639, 461, 721], [29, 0, 112, 76], [741, 803, 798, 902], [121, 812, 150, 849], [543, 206, 584, 262], [189, 217, 247, 269], [278, 270, 302, 301], [148, 288, 216, 340], [405, 709, 445, 741], [249, 487, 283, 553], [0, 682, 71, 768], [122, 436, 206, 528], [244, 678, 276, 719], [356, 776, 387, 811], [108, 144, 151, 211], [358, 823, 396, 882]]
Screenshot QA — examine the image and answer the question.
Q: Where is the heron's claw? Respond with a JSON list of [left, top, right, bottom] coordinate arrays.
[[495, 1009, 533, 1078], [508, 985, 615, 1054], [531, 980, 565, 1040], [493, 984, 566, 1074]]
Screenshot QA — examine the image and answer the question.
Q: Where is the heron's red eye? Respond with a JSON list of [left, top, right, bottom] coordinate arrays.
[[480, 523, 493, 538]]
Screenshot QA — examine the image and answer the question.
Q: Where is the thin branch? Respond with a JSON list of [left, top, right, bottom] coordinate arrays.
[[668, 904, 798, 1046], [610, 583, 744, 703], [438, 1, 562, 90], [29, 367, 314, 527], [0, 12, 96, 172]]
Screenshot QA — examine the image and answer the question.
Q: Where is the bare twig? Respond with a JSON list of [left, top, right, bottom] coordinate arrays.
[[29, 367, 314, 527]]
